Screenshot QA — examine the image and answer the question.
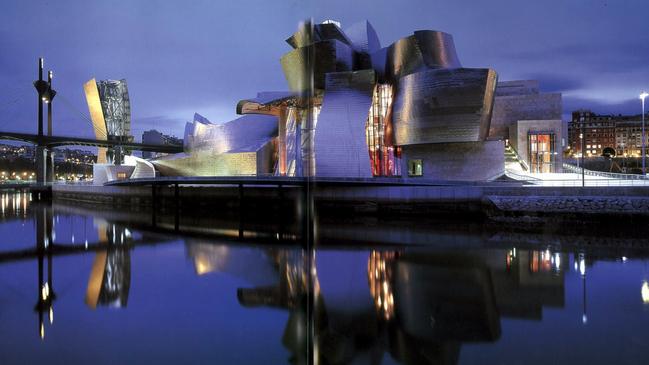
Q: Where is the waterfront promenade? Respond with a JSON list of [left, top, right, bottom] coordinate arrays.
[[40, 176, 649, 220]]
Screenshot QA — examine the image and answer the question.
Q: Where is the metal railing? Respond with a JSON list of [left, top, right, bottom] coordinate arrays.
[[505, 145, 530, 171], [562, 163, 649, 180]]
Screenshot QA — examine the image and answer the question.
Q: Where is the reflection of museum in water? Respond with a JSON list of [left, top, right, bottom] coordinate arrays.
[[190, 242, 568, 365], [23, 194, 570, 364]]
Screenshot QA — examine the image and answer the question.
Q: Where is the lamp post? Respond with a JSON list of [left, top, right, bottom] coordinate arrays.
[[33, 58, 56, 184], [580, 129, 585, 187], [46, 71, 56, 182], [640, 92, 648, 175]]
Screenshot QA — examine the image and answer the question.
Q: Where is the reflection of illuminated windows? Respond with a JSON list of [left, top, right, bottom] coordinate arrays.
[[528, 249, 562, 274], [368, 251, 397, 320], [506, 248, 517, 271]]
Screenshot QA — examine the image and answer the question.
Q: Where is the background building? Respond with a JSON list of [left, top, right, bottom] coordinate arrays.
[[615, 121, 645, 156], [568, 110, 646, 157], [141, 129, 182, 159]]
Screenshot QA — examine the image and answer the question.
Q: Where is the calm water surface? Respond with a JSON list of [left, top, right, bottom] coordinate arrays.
[[0, 191, 648, 364]]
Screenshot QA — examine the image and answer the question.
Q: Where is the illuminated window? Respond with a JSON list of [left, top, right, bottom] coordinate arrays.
[[116, 172, 128, 180], [366, 84, 401, 176], [408, 159, 423, 177], [528, 133, 555, 173]]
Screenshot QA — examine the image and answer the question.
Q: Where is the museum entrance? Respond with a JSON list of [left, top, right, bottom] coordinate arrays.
[[528, 133, 555, 173]]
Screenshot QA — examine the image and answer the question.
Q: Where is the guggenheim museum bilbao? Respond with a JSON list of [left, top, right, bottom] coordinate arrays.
[[87, 20, 562, 182]]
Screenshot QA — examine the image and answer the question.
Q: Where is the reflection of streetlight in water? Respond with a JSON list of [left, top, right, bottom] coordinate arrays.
[[578, 253, 587, 325], [643, 261, 649, 304]]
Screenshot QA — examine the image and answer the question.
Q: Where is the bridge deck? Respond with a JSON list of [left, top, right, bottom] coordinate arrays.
[[0, 131, 183, 153]]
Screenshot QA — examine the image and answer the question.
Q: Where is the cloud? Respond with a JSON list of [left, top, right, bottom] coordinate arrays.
[[506, 42, 649, 73], [524, 73, 585, 93], [562, 95, 642, 119]]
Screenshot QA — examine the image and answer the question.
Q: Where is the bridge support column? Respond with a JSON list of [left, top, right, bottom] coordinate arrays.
[[36, 146, 47, 185], [114, 145, 124, 165], [46, 150, 54, 182]]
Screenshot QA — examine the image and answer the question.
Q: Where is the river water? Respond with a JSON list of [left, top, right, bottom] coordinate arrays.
[[0, 190, 648, 364]]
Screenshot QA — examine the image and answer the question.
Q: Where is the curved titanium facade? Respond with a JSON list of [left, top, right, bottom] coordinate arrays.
[[281, 40, 354, 92], [314, 70, 375, 178], [344, 21, 381, 53], [153, 114, 278, 177], [372, 31, 462, 83], [392, 68, 498, 145], [153, 20, 503, 181], [275, 21, 500, 179]]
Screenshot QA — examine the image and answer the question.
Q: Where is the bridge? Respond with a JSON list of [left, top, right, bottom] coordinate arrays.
[[0, 130, 183, 153], [0, 58, 186, 184]]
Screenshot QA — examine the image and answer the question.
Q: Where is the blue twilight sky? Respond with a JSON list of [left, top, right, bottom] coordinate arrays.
[[1, 0, 648, 142]]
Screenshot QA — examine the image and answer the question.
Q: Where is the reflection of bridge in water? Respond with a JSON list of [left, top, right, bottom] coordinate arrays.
[[0, 193, 172, 339]]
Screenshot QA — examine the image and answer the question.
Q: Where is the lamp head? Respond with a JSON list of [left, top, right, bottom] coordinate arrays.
[[640, 92, 649, 101]]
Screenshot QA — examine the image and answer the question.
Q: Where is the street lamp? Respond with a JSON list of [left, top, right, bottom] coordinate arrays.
[[640, 92, 648, 175]]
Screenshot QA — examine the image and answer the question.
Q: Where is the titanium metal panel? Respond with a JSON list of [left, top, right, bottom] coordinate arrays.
[[236, 91, 296, 115], [183, 114, 278, 154], [286, 21, 314, 49], [413, 30, 461, 69], [281, 40, 354, 92], [345, 20, 381, 53], [314, 23, 352, 46], [286, 21, 351, 49], [313, 70, 375, 178], [392, 68, 498, 145], [193, 112, 212, 125], [374, 31, 462, 83], [83, 78, 108, 164], [151, 141, 275, 177]]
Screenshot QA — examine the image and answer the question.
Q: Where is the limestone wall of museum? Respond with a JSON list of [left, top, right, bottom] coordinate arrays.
[[509, 119, 564, 172], [400, 140, 505, 181], [490, 93, 562, 140]]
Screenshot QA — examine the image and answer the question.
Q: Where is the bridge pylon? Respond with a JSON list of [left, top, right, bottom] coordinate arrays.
[[33, 58, 56, 184]]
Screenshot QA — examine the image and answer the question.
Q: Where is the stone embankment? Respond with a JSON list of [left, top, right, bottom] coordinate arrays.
[[487, 196, 649, 215], [49, 183, 649, 221]]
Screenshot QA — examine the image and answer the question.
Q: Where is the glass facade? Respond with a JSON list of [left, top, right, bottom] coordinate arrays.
[[528, 133, 555, 173], [366, 84, 401, 176], [281, 105, 322, 177]]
